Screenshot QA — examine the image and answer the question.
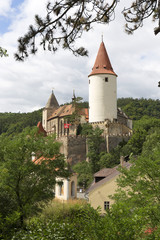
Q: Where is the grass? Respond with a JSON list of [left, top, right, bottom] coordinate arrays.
[[34, 198, 88, 222]]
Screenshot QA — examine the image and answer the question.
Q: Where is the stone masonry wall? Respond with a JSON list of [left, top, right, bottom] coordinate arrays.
[[67, 136, 86, 166], [107, 135, 130, 152], [58, 136, 86, 166]]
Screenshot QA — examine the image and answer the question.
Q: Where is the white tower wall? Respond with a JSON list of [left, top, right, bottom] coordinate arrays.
[[89, 74, 117, 123], [42, 109, 48, 131]]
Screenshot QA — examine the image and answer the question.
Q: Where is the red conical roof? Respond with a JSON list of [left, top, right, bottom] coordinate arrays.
[[89, 41, 117, 77]]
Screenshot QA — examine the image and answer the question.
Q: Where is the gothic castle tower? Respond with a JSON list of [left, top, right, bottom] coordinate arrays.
[[88, 40, 117, 123], [42, 90, 59, 132]]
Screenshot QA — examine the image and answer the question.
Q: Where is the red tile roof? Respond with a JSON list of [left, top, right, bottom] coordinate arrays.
[[48, 104, 89, 122], [89, 41, 117, 77], [37, 121, 47, 136]]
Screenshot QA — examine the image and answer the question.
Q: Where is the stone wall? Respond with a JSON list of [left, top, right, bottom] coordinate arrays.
[[106, 135, 130, 152], [58, 136, 86, 166], [67, 136, 86, 165]]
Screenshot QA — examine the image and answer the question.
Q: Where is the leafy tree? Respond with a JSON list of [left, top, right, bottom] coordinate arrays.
[[134, 116, 160, 131], [65, 97, 83, 125], [0, 47, 8, 57], [12, 204, 104, 240], [121, 128, 147, 156], [0, 109, 42, 135], [15, 0, 160, 61], [72, 161, 93, 189], [85, 126, 104, 173], [117, 98, 160, 120], [105, 129, 160, 239], [99, 142, 127, 169], [0, 127, 69, 238]]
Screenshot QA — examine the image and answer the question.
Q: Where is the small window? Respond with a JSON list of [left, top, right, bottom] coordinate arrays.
[[105, 77, 108, 82], [104, 201, 110, 210], [89, 80, 90, 84], [103, 65, 107, 69], [59, 184, 64, 196]]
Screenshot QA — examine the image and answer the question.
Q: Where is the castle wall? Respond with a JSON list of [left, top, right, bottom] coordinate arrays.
[[106, 135, 130, 152], [47, 117, 77, 138], [59, 136, 86, 166]]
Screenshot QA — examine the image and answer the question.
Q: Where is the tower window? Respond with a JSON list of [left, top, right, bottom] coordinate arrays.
[[89, 80, 90, 84], [104, 201, 110, 210], [105, 77, 108, 82], [103, 65, 107, 69]]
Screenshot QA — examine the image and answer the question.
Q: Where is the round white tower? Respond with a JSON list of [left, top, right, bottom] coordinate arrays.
[[88, 41, 117, 123]]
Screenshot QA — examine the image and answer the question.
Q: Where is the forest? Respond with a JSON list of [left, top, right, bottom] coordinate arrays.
[[0, 97, 160, 239], [0, 98, 160, 136]]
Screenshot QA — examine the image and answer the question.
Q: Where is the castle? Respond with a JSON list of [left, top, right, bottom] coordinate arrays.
[[41, 40, 132, 165]]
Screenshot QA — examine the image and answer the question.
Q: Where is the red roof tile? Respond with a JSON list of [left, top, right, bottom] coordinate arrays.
[[48, 104, 89, 121], [37, 121, 47, 136], [89, 41, 117, 77]]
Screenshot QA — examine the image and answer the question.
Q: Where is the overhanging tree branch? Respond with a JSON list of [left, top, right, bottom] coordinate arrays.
[[15, 0, 118, 61], [15, 0, 160, 61], [0, 47, 8, 57]]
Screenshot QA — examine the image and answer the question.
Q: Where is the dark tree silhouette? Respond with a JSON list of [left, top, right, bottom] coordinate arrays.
[[15, 0, 160, 61]]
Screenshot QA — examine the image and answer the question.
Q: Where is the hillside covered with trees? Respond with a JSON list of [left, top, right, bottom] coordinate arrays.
[[117, 98, 160, 120], [0, 98, 160, 136], [0, 97, 160, 239], [0, 109, 42, 135]]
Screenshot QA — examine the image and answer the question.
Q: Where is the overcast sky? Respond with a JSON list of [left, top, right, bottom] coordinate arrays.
[[0, 0, 160, 113]]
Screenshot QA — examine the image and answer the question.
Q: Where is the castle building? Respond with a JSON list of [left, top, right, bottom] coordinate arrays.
[[41, 40, 132, 165]]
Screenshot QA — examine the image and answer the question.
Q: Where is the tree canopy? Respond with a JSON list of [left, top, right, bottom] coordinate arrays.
[[0, 127, 69, 238], [15, 0, 160, 61], [105, 128, 160, 239], [0, 47, 8, 57]]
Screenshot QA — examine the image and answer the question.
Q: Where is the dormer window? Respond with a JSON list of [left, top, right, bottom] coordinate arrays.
[[103, 65, 107, 69], [96, 65, 99, 69], [105, 77, 108, 82]]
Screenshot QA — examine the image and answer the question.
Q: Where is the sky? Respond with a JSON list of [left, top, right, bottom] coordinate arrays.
[[0, 0, 160, 113]]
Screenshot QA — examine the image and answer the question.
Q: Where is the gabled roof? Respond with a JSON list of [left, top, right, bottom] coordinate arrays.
[[45, 91, 59, 109], [89, 41, 117, 77], [48, 104, 89, 121], [86, 162, 131, 194], [94, 168, 116, 178], [48, 104, 73, 120]]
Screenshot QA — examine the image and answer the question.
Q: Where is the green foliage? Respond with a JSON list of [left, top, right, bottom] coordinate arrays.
[[117, 98, 160, 120], [0, 47, 8, 57], [106, 129, 160, 239], [0, 109, 42, 135], [134, 116, 160, 131], [0, 127, 69, 239], [72, 161, 93, 189], [99, 142, 126, 169], [121, 128, 147, 156], [15, 1, 160, 61], [65, 97, 83, 126], [12, 203, 104, 240], [85, 126, 104, 174]]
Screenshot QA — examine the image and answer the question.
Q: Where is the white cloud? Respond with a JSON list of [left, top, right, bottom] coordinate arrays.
[[0, 0, 160, 113], [0, 0, 12, 16]]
